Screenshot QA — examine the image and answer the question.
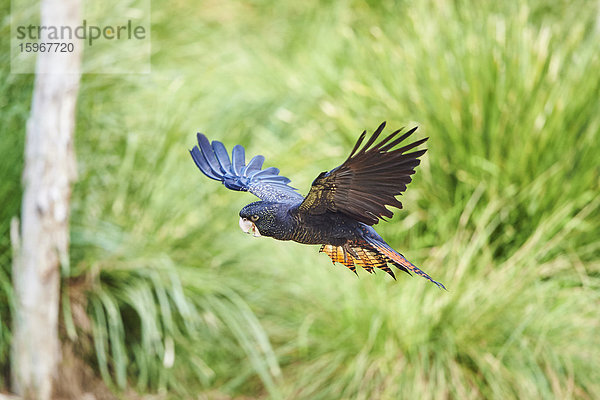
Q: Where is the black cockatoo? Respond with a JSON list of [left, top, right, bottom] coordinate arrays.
[[190, 122, 445, 289]]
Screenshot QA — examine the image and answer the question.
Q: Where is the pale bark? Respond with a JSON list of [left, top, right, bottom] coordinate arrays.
[[11, 0, 82, 398]]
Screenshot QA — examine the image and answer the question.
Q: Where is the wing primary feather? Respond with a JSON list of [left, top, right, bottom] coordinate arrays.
[[211, 141, 231, 173], [189, 147, 221, 180], [242, 155, 265, 176], [401, 149, 427, 160], [379, 127, 419, 152], [258, 176, 292, 184], [395, 138, 429, 154], [372, 128, 406, 149], [345, 130, 367, 161], [359, 121, 386, 153], [250, 166, 281, 179], [196, 133, 224, 176], [231, 144, 245, 175]]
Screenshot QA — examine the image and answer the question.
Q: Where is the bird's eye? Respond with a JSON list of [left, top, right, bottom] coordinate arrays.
[[250, 215, 259, 222]]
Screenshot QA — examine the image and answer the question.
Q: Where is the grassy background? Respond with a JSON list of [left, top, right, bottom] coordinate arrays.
[[2, 0, 600, 398]]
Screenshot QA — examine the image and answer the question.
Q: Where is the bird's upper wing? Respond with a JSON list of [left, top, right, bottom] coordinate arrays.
[[298, 122, 427, 225], [190, 133, 303, 202]]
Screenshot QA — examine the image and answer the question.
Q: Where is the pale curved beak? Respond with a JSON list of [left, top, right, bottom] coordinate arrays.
[[239, 217, 261, 237]]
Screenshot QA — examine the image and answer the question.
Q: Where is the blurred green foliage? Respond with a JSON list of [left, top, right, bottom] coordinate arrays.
[[1, 0, 32, 384], [1, 0, 600, 398]]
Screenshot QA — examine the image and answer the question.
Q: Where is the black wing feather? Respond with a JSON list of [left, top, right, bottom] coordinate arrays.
[[299, 122, 428, 225]]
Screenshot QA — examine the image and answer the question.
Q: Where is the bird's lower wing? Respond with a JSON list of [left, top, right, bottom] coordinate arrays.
[[190, 133, 303, 202]]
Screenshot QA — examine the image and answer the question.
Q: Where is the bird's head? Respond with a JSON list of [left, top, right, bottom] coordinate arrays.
[[239, 201, 286, 238]]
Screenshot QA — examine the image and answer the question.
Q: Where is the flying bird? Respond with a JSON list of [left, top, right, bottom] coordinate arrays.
[[190, 122, 445, 289]]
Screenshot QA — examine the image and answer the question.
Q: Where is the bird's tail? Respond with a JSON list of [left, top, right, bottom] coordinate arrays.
[[320, 243, 396, 277], [320, 239, 446, 290], [365, 237, 446, 290]]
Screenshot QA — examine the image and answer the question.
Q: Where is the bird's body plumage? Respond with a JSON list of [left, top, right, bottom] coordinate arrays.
[[191, 122, 446, 290]]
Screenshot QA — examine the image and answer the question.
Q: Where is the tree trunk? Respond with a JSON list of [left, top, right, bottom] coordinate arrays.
[[11, 0, 82, 398]]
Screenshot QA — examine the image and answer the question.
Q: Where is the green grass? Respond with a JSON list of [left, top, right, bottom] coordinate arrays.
[[0, 0, 32, 385], [1, 0, 600, 398]]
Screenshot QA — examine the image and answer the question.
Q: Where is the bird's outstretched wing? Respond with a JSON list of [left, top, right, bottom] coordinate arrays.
[[298, 122, 427, 225], [190, 133, 303, 202]]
